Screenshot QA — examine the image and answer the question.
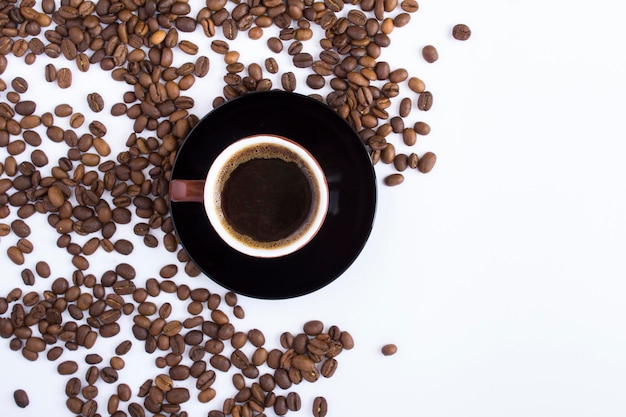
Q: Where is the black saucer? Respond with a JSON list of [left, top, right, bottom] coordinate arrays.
[[169, 91, 376, 299]]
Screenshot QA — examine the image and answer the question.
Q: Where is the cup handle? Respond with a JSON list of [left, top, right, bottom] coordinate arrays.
[[169, 179, 205, 202]]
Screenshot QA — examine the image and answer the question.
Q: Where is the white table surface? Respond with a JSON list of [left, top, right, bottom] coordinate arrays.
[[2, 0, 626, 416]]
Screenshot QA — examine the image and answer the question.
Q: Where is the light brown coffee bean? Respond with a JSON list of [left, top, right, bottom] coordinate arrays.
[[417, 151, 437, 173], [155, 374, 174, 391], [7, 246, 25, 265], [57, 67, 72, 88], [408, 77, 425, 93], [382, 343, 398, 355], [384, 173, 404, 186], [303, 320, 324, 335], [58, 360, 79, 375], [422, 45, 439, 63]]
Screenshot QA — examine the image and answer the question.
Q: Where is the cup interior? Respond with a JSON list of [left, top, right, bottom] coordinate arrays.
[[204, 134, 329, 258]]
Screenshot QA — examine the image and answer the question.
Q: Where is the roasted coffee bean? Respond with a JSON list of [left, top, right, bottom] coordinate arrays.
[[414, 121, 431, 136], [13, 389, 29, 408], [248, 329, 265, 347], [12, 77, 28, 93], [21, 268, 35, 286], [265, 57, 279, 74], [305, 73, 324, 89], [303, 320, 324, 335], [422, 45, 439, 63], [286, 392, 301, 411], [453, 23, 472, 40], [45, 63, 57, 81], [408, 76, 425, 93], [267, 37, 283, 53], [7, 246, 25, 265], [115, 340, 132, 356], [101, 367, 119, 383], [87, 92, 104, 112], [274, 395, 288, 416], [118, 384, 132, 402], [166, 387, 190, 404], [57, 67, 72, 88], [155, 374, 173, 392], [293, 53, 313, 68], [312, 396, 328, 417], [58, 360, 79, 375], [417, 91, 433, 111], [417, 151, 437, 173], [160, 264, 178, 278], [382, 343, 398, 355], [384, 173, 404, 186], [85, 354, 102, 365]]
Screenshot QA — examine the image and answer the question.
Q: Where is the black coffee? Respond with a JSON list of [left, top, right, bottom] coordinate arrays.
[[216, 141, 320, 249], [222, 157, 311, 241]]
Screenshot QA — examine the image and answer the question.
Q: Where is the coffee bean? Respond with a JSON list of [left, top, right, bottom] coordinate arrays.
[[210, 354, 231, 372], [7, 246, 25, 265], [13, 389, 29, 408], [38, 57, 56, 79], [58, 360, 79, 375], [417, 91, 433, 111], [384, 173, 404, 186], [293, 53, 313, 68], [101, 367, 119, 383], [166, 387, 190, 404], [57, 67, 72, 88], [408, 77, 426, 93], [301, 320, 323, 336], [453, 23, 472, 40], [267, 37, 283, 53], [422, 45, 439, 63], [87, 92, 104, 112], [382, 343, 398, 355], [21, 268, 35, 286], [417, 151, 437, 173], [306, 74, 325, 89], [265, 57, 279, 74], [274, 395, 288, 415], [312, 396, 328, 417], [12, 77, 28, 93], [160, 264, 178, 278], [11, 219, 31, 237]]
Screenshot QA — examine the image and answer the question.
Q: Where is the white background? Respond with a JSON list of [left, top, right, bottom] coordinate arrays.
[[2, 0, 626, 416]]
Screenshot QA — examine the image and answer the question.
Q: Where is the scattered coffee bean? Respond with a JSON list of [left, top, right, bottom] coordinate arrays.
[[417, 151, 437, 173], [13, 389, 29, 408], [312, 396, 328, 417], [453, 23, 472, 40], [87, 93, 104, 113], [417, 91, 434, 111], [422, 45, 439, 63], [384, 173, 404, 186], [382, 343, 398, 355], [57, 68, 72, 89]]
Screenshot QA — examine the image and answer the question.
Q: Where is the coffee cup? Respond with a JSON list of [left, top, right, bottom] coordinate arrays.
[[170, 134, 329, 258]]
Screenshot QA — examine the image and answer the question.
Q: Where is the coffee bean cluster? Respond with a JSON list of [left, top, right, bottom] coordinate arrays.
[[0, 0, 470, 414]]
